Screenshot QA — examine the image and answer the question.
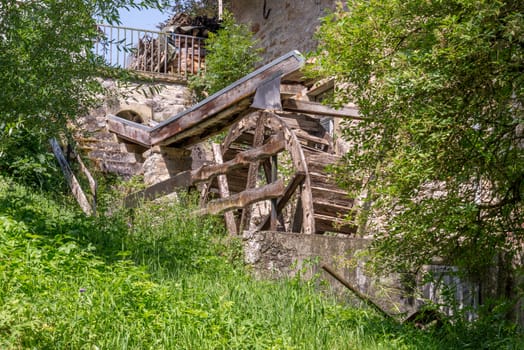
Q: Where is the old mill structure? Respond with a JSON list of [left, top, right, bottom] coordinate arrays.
[[68, 7, 517, 319], [104, 51, 359, 236]]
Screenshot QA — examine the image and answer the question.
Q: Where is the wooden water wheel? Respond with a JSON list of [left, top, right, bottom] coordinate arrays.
[[201, 110, 355, 235]]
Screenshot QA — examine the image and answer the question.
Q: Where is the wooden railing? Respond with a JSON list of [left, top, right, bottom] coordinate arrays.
[[95, 24, 205, 78]]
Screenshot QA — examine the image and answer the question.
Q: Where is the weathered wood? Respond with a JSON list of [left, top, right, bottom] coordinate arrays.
[[253, 111, 316, 233], [193, 134, 284, 183], [280, 83, 306, 98], [125, 135, 285, 207], [107, 115, 151, 147], [309, 173, 342, 191], [50, 138, 93, 216], [240, 111, 267, 232], [156, 99, 254, 147], [311, 186, 353, 208], [294, 129, 331, 148], [75, 153, 97, 214], [259, 172, 305, 231], [277, 113, 324, 134], [212, 143, 237, 235], [306, 78, 334, 99], [314, 214, 356, 234], [282, 99, 362, 119], [322, 265, 394, 320], [125, 172, 192, 207], [150, 51, 304, 146], [269, 155, 278, 230], [292, 192, 304, 233], [195, 179, 285, 216], [313, 200, 353, 217]]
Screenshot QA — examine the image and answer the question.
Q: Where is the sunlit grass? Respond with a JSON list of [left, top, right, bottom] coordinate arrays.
[[0, 176, 522, 349]]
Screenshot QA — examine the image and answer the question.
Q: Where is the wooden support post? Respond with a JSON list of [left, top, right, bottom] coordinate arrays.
[[50, 138, 93, 216], [240, 112, 266, 232], [212, 143, 238, 235], [269, 154, 278, 231], [259, 172, 305, 231]]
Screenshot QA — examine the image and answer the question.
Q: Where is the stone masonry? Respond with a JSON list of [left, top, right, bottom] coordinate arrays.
[[231, 0, 337, 64]]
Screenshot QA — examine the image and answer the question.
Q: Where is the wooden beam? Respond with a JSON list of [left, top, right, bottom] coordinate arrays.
[[259, 172, 305, 231], [50, 138, 93, 215], [124, 134, 286, 207], [195, 179, 285, 216], [150, 51, 304, 146], [107, 115, 151, 147], [280, 83, 306, 98], [157, 99, 254, 147], [322, 265, 394, 320], [240, 112, 266, 232], [306, 78, 334, 98], [282, 99, 362, 119], [75, 153, 97, 215], [192, 133, 284, 183], [212, 143, 237, 235]]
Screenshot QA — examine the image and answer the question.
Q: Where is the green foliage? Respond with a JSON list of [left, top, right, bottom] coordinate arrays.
[[0, 0, 166, 189], [312, 1, 524, 286], [189, 12, 262, 100], [3, 177, 520, 348]]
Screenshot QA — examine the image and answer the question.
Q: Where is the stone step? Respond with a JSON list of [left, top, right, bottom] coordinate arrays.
[[88, 150, 143, 163], [79, 140, 122, 152], [98, 160, 144, 176]]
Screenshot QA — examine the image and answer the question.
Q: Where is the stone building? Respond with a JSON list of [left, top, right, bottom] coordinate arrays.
[[231, 0, 337, 64]]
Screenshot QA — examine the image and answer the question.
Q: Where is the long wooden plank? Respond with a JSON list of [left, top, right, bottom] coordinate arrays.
[[50, 138, 93, 216], [107, 115, 152, 147], [158, 99, 254, 148], [192, 133, 284, 183], [282, 99, 362, 119], [124, 135, 285, 207], [212, 143, 237, 235], [75, 153, 97, 215], [195, 179, 285, 216], [150, 51, 305, 146]]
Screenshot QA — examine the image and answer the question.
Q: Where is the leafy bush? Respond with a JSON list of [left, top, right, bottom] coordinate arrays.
[[189, 12, 262, 100]]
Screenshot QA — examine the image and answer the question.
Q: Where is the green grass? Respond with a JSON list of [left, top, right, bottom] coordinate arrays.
[[0, 176, 522, 349]]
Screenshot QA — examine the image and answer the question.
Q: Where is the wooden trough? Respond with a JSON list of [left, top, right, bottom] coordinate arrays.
[[107, 51, 362, 235]]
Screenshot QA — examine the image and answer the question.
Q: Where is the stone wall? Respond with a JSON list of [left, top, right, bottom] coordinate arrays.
[[101, 79, 192, 125], [231, 0, 337, 64], [243, 231, 417, 315], [75, 78, 194, 179]]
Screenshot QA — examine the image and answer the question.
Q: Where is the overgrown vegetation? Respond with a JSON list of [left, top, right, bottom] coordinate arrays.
[[189, 12, 262, 100], [312, 0, 524, 309], [1, 176, 522, 349], [0, 0, 167, 187]]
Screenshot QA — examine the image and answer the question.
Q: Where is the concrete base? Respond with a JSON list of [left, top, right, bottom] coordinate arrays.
[[243, 231, 416, 316]]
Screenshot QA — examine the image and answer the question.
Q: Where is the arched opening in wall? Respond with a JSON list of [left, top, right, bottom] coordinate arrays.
[[116, 109, 144, 124]]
